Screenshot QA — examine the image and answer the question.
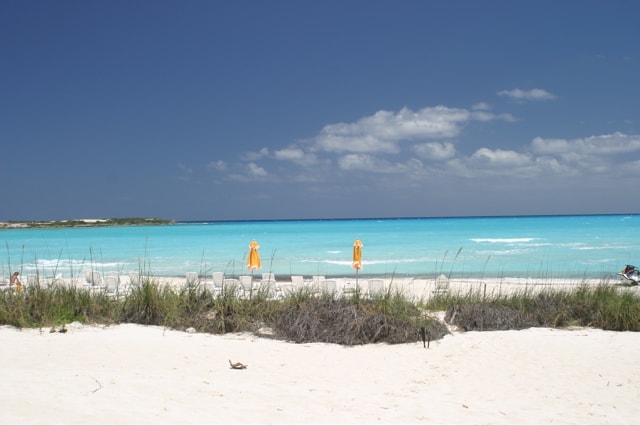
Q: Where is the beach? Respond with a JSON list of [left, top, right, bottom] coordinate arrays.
[[2, 275, 640, 425], [1, 319, 639, 425]]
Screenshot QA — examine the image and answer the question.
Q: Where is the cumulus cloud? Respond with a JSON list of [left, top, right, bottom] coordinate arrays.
[[338, 153, 378, 171], [338, 154, 425, 176], [244, 147, 270, 161], [531, 132, 640, 155], [272, 146, 319, 166], [413, 142, 456, 160], [470, 148, 532, 166], [273, 147, 305, 161], [314, 106, 512, 155], [218, 101, 639, 192], [315, 133, 398, 154], [247, 162, 267, 178], [497, 88, 557, 101]]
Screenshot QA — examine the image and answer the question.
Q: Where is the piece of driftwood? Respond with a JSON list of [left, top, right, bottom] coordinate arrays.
[[229, 359, 248, 369]]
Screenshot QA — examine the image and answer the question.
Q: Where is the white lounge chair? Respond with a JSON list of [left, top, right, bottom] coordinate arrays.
[[433, 274, 450, 295], [211, 271, 225, 295], [367, 279, 386, 297], [186, 272, 199, 286], [341, 279, 358, 297], [279, 282, 295, 297], [91, 271, 104, 287], [128, 271, 141, 286], [222, 278, 242, 297], [27, 274, 39, 287], [309, 275, 325, 292], [319, 279, 337, 294], [104, 273, 120, 296], [257, 272, 280, 298], [51, 273, 65, 287], [261, 272, 276, 285], [83, 270, 105, 291], [239, 275, 255, 298], [290, 275, 306, 287], [84, 269, 94, 285]]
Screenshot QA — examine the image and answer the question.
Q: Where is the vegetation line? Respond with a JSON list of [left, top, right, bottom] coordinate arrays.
[[1, 278, 638, 346], [0, 218, 174, 229]]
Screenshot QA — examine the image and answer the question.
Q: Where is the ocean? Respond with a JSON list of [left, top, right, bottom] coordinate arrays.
[[1, 215, 638, 281]]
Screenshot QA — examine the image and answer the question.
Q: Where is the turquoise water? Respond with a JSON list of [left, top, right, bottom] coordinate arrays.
[[1, 215, 638, 281]]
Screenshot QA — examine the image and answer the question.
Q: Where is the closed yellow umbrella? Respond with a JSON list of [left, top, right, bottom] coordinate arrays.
[[246, 240, 261, 299], [247, 240, 261, 271], [352, 239, 363, 286]]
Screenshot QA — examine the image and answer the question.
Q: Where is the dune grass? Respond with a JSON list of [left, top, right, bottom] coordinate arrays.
[[0, 276, 639, 346]]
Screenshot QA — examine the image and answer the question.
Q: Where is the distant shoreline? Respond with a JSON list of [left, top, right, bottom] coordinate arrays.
[[0, 218, 175, 229]]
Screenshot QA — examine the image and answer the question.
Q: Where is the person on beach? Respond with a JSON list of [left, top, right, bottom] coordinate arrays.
[[10, 272, 23, 292]]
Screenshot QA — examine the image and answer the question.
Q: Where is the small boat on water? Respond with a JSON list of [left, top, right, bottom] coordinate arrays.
[[618, 264, 640, 285]]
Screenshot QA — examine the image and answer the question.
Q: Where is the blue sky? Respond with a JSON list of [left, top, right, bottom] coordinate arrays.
[[2, 0, 639, 221]]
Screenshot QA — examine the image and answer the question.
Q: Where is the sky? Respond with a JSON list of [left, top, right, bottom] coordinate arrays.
[[1, 0, 639, 222]]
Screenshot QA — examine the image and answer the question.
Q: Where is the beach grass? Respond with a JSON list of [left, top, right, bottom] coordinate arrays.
[[1, 275, 639, 344]]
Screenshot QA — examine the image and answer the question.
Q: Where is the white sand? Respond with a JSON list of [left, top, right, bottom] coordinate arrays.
[[3, 275, 639, 425], [1, 320, 639, 425]]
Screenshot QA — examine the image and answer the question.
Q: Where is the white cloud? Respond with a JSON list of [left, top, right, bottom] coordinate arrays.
[[247, 162, 267, 177], [207, 160, 227, 171], [472, 102, 491, 110], [314, 105, 512, 155], [531, 132, 640, 155], [244, 147, 270, 161], [470, 148, 532, 166], [219, 101, 639, 197], [273, 147, 305, 161], [338, 154, 425, 176], [273, 146, 319, 166], [338, 154, 377, 171], [413, 142, 456, 160], [315, 133, 398, 154], [497, 88, 557, 101]]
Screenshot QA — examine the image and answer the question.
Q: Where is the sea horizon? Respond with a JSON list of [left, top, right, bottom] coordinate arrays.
[[176, 211, 640, 224], [5, 211, 640, 225]]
